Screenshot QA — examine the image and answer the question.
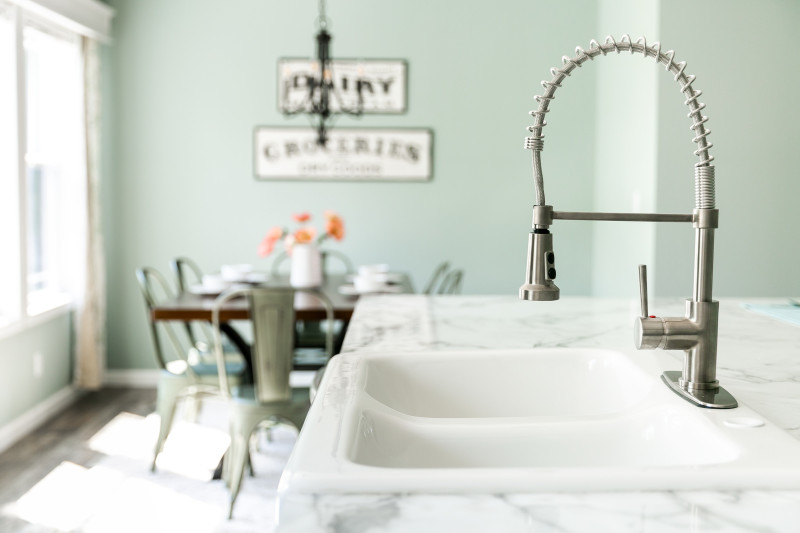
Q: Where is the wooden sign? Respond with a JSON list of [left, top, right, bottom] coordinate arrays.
[[277, 59, 407, 114], [254, 127, 432, 181]]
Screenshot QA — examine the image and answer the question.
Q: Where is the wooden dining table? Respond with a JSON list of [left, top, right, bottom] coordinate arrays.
[[150, 274, 383, 322], [150, 273, 414, 359]]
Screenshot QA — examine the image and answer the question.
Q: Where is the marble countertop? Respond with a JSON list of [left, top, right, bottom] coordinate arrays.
[[277, 296, 800, 532]]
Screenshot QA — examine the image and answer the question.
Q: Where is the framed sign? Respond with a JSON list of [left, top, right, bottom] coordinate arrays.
[[277, 59, 407, 114], [254, 127, 432, 181]]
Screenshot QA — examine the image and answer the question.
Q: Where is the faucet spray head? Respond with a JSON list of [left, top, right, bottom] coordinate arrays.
[[519, 229, 560, 301]]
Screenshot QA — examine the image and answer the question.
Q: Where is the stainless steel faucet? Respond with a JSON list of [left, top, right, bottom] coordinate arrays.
[[519, 35, 736, 409]]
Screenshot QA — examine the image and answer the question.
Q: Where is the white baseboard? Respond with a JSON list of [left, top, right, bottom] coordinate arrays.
[[104, 369, 160, 388], [0, 385, 83, 455]]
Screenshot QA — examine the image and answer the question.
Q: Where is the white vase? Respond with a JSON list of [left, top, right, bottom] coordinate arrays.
[[290, 244, 323, 288]]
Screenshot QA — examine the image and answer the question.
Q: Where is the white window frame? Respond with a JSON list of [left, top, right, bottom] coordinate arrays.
[[0, 0, 111, 340]]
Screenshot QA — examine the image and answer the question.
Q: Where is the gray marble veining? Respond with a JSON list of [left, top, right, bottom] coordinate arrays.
[[278, 296, 800, 532]]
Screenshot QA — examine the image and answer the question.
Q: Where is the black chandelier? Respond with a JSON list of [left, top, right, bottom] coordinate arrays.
[[281, 0, 363, 146]]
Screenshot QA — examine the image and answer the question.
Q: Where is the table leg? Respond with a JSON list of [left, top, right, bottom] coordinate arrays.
[[219, 322, 253, 383]]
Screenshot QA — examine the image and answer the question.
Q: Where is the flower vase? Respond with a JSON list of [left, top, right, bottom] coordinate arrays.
[[290, 244, 323, 288]]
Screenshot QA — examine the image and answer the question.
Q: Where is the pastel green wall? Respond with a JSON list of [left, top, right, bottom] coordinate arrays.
[[102, 0, 800, 372], [0, 313, 73, 427], [102, 0, 599, 370], [591, 0, 659, 298], [653, 0, 800, 299]]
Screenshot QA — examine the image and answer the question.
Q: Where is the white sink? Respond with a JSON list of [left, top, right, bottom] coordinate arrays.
[[281, 349, 800, 494], [349, 404, 738, 469], [361, 349, 651, 418]]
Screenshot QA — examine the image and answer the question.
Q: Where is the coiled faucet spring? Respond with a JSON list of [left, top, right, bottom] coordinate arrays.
[[525, 35, 715, 210]]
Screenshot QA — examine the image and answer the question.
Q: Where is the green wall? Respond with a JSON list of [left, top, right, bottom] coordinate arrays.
[[103, 0, 599, 370], [653, 0, 800, 298], [102, 0, 800, 372], [0, 313, 73, 428]]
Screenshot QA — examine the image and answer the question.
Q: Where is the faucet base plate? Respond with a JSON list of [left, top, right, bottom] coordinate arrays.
[[661, 371, 738, 409]]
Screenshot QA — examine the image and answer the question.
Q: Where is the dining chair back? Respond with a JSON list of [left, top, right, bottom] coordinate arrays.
[[136, 267, 246, 472], [249, 288, 295, 402], [169, 256, 219, 347], [211, 286, 334, 518], [170, 256, 204, 293], [136, 267, 191, 372], [321, 249, 355, 274], [270, 250, 350, 357], [437, 269, 464, 294], [422, 261, 451, 294]]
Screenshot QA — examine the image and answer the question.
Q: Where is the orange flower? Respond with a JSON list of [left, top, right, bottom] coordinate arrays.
[[324, 211, 345, 241], [293, 226, 317, 244], [259, 211, 344, 258], [257, 226, 285, 257]]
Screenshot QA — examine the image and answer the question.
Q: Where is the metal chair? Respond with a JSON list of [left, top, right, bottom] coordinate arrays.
[[169, 256, 212, 346], [422, 261, 451, 294], [270, 250, 351, 358], [170, 256, 204, 292], [211, 286, 334, 519], [135, 267, 247, 472], [437, 269, 464, 294]]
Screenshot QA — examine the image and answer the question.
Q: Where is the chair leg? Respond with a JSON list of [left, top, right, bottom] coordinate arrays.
[[182, 394, 201, 423], [152, 375, 186, 472], [226, 433, 249, 519]]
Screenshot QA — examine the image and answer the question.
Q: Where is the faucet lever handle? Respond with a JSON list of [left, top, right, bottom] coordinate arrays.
[[638, 264, 649, 317]]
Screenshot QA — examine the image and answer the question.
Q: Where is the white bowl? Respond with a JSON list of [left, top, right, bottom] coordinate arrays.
[[201, 274, 228, 292], [358, 264, 390, 277], [353, 275, 384, 293], [221, 263, 253, 282]]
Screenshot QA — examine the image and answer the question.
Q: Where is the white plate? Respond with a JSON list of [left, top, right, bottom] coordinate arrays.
[[188, 282, 250, 296], [188, 283, 225, 296], [338, 284, 403, 296], [345, 272, 404, 283], [244, 272, 270, 284]]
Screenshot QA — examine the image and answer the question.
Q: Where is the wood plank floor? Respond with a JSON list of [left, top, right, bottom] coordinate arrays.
[[0, 387, 157, 532]]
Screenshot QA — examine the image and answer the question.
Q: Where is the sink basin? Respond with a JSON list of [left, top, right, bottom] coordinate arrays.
[[280, 348, 800, 494], [362, 349, 651, 418], [349, 404, 738, 469]]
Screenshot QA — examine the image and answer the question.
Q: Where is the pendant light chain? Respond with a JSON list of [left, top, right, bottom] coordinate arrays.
[[318, 0, 328, 30]]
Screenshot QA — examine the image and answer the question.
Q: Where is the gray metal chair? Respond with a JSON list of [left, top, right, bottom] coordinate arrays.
[[422, 261, 451, 294], [169, 256, 212, 346], [170, 256, 204, 292], [136, 267, 247, 472], [437, 269, 464, 294], [211, 286, 334, 519], [270, 250, 351, 357]]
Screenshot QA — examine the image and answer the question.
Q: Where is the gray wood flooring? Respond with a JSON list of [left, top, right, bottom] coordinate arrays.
[[0, 387, 156, 532]]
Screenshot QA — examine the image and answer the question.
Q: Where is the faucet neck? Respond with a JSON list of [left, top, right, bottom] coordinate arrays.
[[525, 35, 716, 211]]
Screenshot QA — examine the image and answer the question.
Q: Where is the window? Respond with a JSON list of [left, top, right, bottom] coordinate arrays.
[[0, 1, 87, 330], [0, 3, 21, 328], [24, 21, 86, 315]]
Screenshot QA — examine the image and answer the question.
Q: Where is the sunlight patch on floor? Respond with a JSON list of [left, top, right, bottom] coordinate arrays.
[[87, 411, 157, 461], [2, 461, 126, 531], [154, 420, 230, 480], [2, 458, 230, 533], [2, 398, 300, 532], [88, 410, 230, 481], [80, 473, 225, 533]]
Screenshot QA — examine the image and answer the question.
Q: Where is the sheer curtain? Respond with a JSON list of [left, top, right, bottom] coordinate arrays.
[[74, 36, 105, 389]]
